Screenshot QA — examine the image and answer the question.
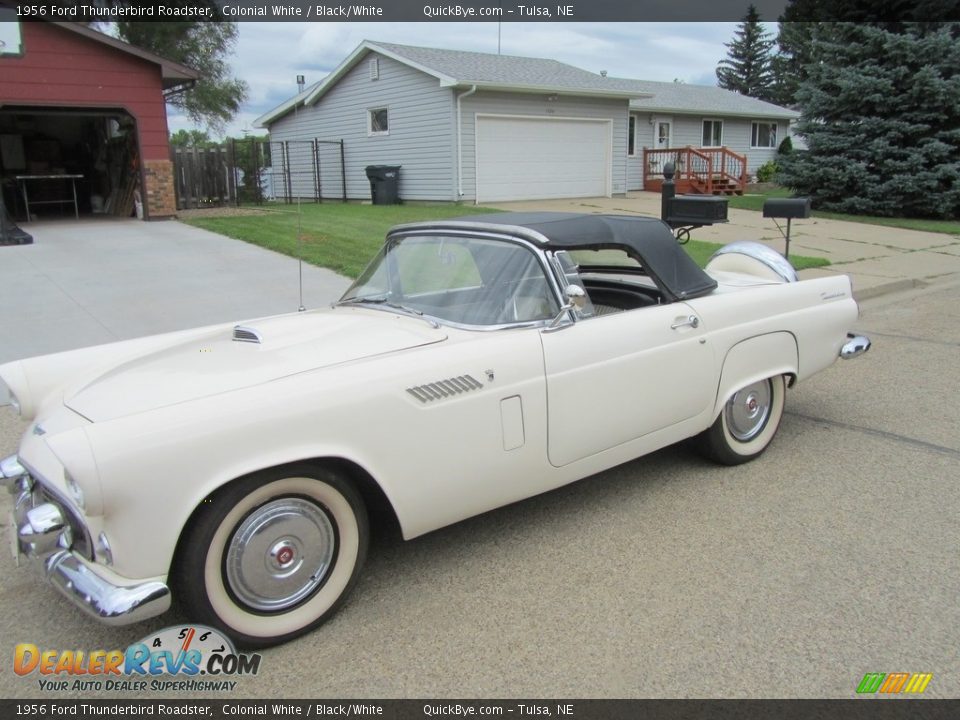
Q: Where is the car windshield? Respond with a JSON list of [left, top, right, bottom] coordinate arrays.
[[340, 235, 559, 326]]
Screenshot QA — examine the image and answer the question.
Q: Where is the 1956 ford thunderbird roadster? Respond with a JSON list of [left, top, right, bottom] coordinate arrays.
[[0, 212, 870, 647]]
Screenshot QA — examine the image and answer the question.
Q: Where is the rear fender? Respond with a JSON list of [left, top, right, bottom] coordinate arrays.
[[713, 332, 798, 417]]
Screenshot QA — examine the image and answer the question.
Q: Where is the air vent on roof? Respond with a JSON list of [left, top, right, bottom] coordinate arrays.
[[233, 325, 262, 344], [369, 58, 379, 80], [406, 375, 483, 403]]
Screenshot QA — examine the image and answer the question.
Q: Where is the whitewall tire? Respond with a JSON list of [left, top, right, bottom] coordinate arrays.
[[172, 465, 368, 648], [696, 375, 786, 465]]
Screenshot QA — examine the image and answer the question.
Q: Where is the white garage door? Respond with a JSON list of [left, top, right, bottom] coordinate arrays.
[[475, 116, 611, 202]]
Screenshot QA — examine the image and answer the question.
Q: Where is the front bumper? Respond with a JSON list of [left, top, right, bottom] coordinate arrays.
[[3, 456, 171, 626]]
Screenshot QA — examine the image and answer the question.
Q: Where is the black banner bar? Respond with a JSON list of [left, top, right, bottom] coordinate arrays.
[[3, 699, 960, 720], [7, 0, 960, 23]]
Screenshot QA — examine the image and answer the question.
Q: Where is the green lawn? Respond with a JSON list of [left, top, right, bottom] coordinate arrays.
[[183, 203, 501, 279], [727, 187, 960, 236], [182, 202, 828, 278], [684, 239, 829, 271]]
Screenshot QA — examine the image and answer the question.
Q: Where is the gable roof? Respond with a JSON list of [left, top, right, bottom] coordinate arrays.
[[622, 78, 798, 119], [52, 23, 199, 91], [255, 40, 796, 128], [255, 40, 651, 127]]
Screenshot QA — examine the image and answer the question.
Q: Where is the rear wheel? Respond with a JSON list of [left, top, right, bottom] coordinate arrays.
[[172, 465, 368, 649], [695, 375, 786, 465]]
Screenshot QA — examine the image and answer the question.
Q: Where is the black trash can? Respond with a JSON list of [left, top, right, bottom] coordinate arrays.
[[365, 165, 401, 205]]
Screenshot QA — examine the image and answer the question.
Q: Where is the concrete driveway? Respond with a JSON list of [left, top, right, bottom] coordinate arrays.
[[0, 217, 350, 364]]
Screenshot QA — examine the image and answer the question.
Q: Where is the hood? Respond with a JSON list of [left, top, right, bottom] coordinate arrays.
[[64, 307, 446, 421]]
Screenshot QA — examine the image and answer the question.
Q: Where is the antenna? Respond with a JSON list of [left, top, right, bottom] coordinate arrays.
[[295, 74, 306, 312]]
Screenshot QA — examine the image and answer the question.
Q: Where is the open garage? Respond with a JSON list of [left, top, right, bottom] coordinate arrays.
[[0, 17, 196, 223]]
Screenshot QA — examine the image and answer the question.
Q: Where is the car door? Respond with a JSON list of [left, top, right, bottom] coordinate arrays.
[[540, 302, 714, 467]]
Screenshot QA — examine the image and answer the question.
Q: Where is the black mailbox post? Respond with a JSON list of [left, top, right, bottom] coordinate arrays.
[[762, 196, 811, 259], [660, 162, 728, 242]]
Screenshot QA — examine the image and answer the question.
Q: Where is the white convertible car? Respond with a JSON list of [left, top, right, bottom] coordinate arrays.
[[1, 212, 869, 647]]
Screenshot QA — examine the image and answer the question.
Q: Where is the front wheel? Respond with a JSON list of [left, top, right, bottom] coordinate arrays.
[[172, 465, 369, 648], [694, 375, 786, 465]]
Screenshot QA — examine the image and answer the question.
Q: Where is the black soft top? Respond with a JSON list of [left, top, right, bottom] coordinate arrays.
[[389, 212, 718, 301]]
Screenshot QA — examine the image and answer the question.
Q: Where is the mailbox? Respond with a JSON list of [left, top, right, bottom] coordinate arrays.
[[665, 195, 729, 227], [763, 197, 811, 219]]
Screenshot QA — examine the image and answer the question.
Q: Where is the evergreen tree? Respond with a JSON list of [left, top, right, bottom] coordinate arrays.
[[779, 22, 960, 219], [715, 5, 776, 101], [769, 20, 820, 107]]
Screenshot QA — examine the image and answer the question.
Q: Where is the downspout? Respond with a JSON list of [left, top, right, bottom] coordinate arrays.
[[456, 85, 477, 201]]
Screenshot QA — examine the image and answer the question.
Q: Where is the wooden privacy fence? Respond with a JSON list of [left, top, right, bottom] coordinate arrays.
[[172, 146, 235, 210], [171, 139, 346, 210]]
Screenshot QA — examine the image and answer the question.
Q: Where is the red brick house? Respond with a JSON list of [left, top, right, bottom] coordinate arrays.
[[0, 16, 197, 220]]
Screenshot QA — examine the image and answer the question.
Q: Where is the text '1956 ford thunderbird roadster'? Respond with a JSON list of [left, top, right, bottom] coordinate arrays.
[[0, 212, 870, 647]]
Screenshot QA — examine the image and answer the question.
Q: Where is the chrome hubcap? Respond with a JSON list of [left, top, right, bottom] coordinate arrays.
[[226, 498, 336, 612], [725, 379, 772, 442]]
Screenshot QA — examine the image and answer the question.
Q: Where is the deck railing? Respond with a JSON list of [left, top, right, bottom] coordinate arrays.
[[643, 146, 747, 194]]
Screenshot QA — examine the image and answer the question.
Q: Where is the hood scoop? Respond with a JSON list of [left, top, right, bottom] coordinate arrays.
[[233, 325, 262, 344]]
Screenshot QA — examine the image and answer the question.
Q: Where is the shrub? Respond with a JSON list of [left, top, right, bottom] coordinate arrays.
[[755, 160, 779, 183]]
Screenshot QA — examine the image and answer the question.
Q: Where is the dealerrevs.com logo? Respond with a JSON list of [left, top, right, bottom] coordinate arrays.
[[14, 625, 262, 692], [856, 672, 933, 695]]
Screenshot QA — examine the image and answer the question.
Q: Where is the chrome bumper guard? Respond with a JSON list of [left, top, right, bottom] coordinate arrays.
[[3, 455, 171, 626], [840, 334, 871, 359]]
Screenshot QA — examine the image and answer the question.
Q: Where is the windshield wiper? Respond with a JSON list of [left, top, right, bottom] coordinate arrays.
[[336, 295, 440, 327], [338, 296, 423, 315]]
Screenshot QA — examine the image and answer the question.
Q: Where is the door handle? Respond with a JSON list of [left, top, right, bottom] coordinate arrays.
[[671, 315, 700, 330]]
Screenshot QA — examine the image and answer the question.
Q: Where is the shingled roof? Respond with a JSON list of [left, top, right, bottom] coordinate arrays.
[[621, 78, 798, 119], [256, 40, 796, 127]]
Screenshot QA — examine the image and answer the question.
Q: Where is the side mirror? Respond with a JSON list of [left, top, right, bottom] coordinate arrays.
[[564, 284, 587, 309], [547, 285, 587, 330]]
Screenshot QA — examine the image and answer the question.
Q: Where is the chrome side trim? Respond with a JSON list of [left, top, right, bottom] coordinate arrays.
[[233, 325, 262, 344], [45, 551, 171, 626], [407, 375, 483, 403], [840, 334, 871, 359], [709, 241, 799, 283]]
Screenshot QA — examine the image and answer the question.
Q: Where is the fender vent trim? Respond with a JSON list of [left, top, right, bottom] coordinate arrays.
[[233, 326, 262, 344], [407, 375, 483, 403]]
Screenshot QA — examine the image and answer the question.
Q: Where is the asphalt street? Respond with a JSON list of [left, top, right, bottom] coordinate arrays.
[[0, 279, 957, 699]]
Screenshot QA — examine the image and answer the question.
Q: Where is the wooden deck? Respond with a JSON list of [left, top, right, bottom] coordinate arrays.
[[643, 147, 748, 195]]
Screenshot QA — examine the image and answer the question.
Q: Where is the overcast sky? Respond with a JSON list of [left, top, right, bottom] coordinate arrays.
[[168, 22, 774, 139]]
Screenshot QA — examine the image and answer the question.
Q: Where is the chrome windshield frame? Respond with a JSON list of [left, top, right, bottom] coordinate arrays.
[[338, 229, 568, 333]]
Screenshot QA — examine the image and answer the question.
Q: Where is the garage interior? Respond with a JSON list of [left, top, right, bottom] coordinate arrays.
[[0, 106, 141, 222]]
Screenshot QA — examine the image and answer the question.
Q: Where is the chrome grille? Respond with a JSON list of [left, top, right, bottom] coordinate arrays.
[[407, 375, 483, 403], [31, 479, 94, 561]]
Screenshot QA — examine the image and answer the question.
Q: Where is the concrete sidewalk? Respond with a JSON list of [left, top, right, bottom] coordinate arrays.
[[489, 192, 960, 300]]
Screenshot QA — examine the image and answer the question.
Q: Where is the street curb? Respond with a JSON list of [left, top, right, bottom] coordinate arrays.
[[852, 278, 924, 302]]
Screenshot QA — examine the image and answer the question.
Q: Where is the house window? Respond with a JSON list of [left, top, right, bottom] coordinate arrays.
[[751, 121, 778, 148], [0, 8, 23, 56], [702, 119, 723, 147], [628, 116, 636, 156], [368, 108, 389, 136]]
